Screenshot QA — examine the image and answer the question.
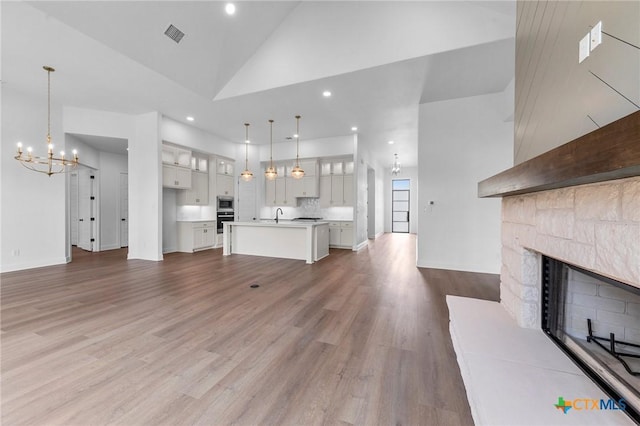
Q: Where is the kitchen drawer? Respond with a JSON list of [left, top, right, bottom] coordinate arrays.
[[193, 221, 215, 229]]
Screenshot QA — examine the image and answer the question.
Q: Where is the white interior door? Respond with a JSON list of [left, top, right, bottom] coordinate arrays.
[[120, 173, 129, 247], [70, 171, 79, 245], [78, 168, 95, 251]]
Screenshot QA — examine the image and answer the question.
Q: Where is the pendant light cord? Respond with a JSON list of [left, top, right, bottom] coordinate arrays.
[[47, 68, 51, 143], [269, 119, 274, 168], [244, 123, 250, 169], [295, 115, 301, 167]]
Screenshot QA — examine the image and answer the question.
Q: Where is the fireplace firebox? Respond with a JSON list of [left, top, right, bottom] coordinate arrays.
[[541, 256, 640, 422]]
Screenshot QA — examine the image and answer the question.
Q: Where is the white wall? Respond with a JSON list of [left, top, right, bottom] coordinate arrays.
[[353, 134, 387, 249], [161, 117, 236, 158], [417, 92, 513, 274], [259, 134, 354, 162], [128, 111, 162, 261], [384, 166, 418, 234], [1, 87, 68, 272]]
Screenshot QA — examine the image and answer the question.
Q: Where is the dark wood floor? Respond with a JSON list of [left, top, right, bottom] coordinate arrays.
[[1, 233, 499, 425]]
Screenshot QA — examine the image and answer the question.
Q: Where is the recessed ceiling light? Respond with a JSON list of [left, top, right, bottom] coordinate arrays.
[[293, 133, 299, 138], [351, 126, 358, 131], [225, 3, 236, 15], [186, 116, 194, 121], [388, 140, 394, 144], [322, 90, 332, 97]]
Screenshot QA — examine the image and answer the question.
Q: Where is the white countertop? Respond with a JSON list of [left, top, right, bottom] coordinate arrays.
[[227, 221, 328, 228]]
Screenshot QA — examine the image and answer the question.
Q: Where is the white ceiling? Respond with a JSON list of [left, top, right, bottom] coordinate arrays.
[[4, 1, 515, 168]]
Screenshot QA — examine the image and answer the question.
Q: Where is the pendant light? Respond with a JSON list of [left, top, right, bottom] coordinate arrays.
[[264, 119, 277, 180], [15, 66, 79, 176], [291, 115, 304, 179], [240, 123, 253, 182], [391, 153, 400, 176]]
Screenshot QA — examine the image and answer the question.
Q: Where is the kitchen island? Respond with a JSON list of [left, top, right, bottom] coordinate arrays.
[[222, 221, 329, 264]]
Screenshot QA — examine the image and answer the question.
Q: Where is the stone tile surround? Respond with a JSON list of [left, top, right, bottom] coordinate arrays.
[[500, 176, 640, 328]]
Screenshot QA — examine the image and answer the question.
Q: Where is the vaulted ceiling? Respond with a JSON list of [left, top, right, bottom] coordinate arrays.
[[3, 1, 515, 167]]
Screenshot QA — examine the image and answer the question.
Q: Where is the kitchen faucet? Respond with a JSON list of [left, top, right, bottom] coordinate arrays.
[[275, 208, 283, 224]]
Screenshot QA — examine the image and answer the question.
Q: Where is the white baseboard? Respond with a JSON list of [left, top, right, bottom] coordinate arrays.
[[355, 240, 368, 251], [0, 256, 68, 273], [416, 260, 499, 275]]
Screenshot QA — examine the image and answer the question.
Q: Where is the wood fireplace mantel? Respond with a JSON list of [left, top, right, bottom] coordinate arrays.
[[478, 111, 640, 198]]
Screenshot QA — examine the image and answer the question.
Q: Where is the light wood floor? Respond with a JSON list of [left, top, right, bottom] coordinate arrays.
[[1, 233, 499, 425]]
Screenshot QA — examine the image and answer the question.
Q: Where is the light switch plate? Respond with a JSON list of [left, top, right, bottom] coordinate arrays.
[[579, 33, 590, 63], [590, 21, 602, 51]]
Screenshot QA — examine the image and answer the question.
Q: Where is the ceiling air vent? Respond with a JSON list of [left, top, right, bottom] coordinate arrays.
[[164, 24, 185, 44]]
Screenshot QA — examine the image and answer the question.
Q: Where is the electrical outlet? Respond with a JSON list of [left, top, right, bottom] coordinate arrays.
[[590, 21, 602, 51], [579, 33, 590, 63], [12, 249, 20, 256]]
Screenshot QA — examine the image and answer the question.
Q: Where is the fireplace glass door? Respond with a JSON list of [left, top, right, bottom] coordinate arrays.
[[541, 256, 640, 422]]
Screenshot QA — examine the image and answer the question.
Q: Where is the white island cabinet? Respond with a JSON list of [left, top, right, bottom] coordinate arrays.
[[223, 221, 329, 264], [177, 221, 216, 252]]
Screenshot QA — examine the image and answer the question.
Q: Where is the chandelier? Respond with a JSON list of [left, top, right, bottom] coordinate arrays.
[[240, 123, 253, 181], [291, 115, 304, 179], [264, 119, 277, 180], [391, 153, 400, 176], [15, 66, 78, 176]]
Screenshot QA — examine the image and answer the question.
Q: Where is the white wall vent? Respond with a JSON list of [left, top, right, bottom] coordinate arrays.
[[164, 24, 185, 44]]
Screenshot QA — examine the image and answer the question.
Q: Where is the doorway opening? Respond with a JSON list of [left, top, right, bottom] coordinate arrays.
[[392, 179, 410, 233]]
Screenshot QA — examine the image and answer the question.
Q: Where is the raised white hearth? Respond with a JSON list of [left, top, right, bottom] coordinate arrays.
[[448, 296, 635, 426]]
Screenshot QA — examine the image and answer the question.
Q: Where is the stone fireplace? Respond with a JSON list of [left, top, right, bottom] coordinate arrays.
[[475, 111, 640, 422], [500, 176, 640, 329]]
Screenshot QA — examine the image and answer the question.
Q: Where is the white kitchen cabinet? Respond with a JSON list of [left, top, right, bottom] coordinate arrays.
[[343, 174, 354, 206], [331, 175, 344, 205], [177, 221, 216, 252], [328, 221, 353, 248], [291, 176, 319, 197], [291, 160, 318, 197], [265, 178, 276, 206], [265, 177, 296, 206], [191, 153, 208, 172], [178, 171, 208, 205], [216, 174, 234, 197], [163, 164, 192, 189], [216, 159, 234, 175], [162, 144, 192, 189], [320, 176, 332, 208], [320, 174, 353, 207], [275, 178, 296, 205], [162, 145, 191, 168]]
